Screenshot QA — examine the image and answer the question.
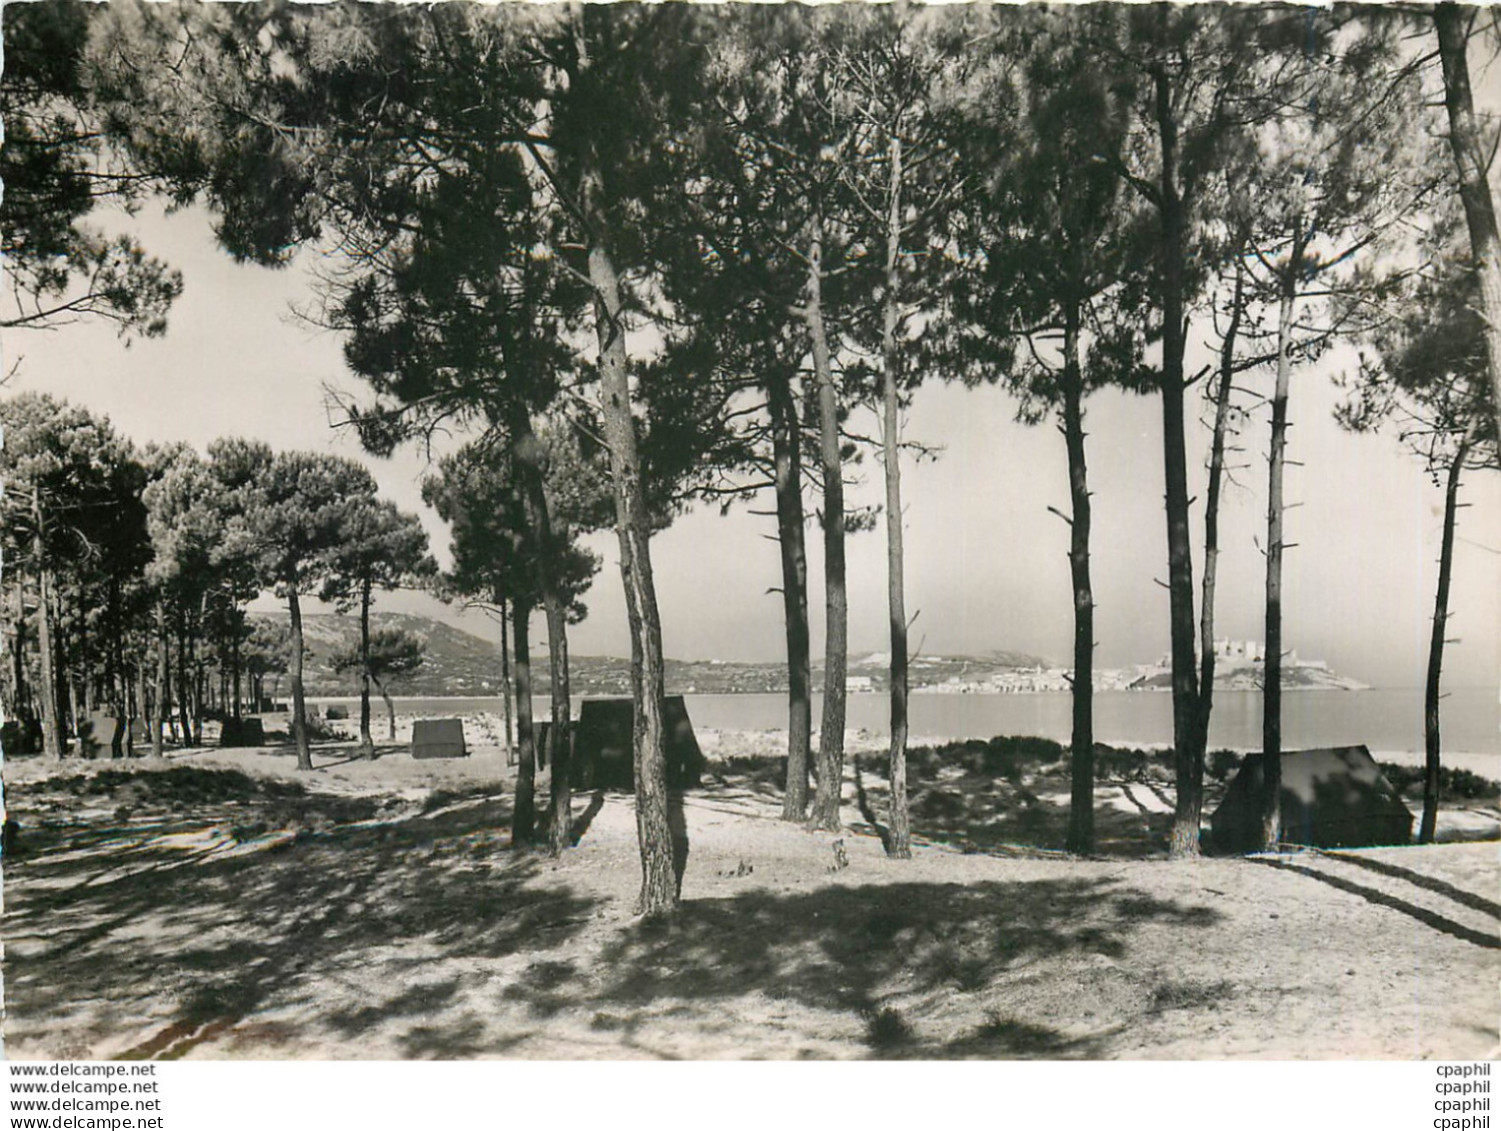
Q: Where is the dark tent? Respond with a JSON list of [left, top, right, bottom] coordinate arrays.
[[220, 717, 265, 748], [1210, 745, 1413, 852], [570, 696, 705, 791], [78, 713, 122, 759], [2, 719, 43, 755], [412, 718, 467, 760]]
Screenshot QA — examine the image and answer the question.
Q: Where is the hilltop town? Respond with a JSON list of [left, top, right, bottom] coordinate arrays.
[[882, 639, 1366, 695]]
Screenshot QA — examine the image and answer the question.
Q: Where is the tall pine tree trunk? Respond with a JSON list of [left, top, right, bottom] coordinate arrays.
[[512, 416, 576, 858], [151, 601, 168, 757], [60, 590, 80, 749], [571, 20, 677, 915], [358, 576, 375, 758], [1198, 259, 1246, 759], [107, 578, 121, 716], [175, 610, 192, 747], [592, 255, 676, 908], [1154, 57, 1204, 859], [32, 510, 63, 761], [807, 217, 849, 833], [287, 581, 312, 772], [880, 134, 911, 859], [11, 578, 27, 725], [125, 670, 138, 757], [1436, 5, 1501, 447], [581, 215, 676, 912], [499, 592, 515, 765], [544, 602, 573, 853], [372, 675, 396, 741], [512, 594, 537, 846], [1061, 306, 1096, 856], [769, 371, 812, 822], [191, 596, 205, 746], [231, 620, 242, 721], [1421, 439, 1470, 844], [56, 592, 74, 745], [75, 594, 93, 718], [164, 662, 179, 744], [1261, 280, 1297, 852]]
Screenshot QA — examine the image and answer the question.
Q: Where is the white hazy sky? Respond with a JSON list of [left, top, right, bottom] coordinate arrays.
[[10, 195, 1499, 692]]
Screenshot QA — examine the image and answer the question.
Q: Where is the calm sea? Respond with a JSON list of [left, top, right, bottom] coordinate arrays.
[[317, 686, 1499, 755]]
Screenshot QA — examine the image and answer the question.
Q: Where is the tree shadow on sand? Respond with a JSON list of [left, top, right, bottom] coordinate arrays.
[[7, 765, 1232, 1061], [725, 748, 1194, 859], [4, 769, 599, 1060], [506, 875, 1223, 1058]]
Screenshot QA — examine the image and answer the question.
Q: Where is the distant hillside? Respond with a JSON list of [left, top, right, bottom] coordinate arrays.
[[249, 612, 503, 696], [251, 613, 1365, 697], [249, 613, 1055, 697]]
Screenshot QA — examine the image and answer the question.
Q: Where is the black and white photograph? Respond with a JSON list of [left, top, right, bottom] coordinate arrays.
[[1, 0, 1497, 1081]]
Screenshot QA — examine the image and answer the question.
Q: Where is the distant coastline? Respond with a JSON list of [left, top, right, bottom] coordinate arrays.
[[311, 684, 1476, 702], [298, 686, 1500, 760], [258, 611, 1373, 698]]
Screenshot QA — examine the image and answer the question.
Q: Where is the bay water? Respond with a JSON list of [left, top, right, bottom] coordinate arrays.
[[319, 686, 1499, 756]]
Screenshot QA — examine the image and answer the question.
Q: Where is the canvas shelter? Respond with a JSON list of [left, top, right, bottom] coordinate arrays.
[[220, 717, 265, 748], [570, 696, 705, 790], [78, 713, 123, 758], [1, 719, 43, 755], [412, 718, 467, 759], [1210, 745, 1413, 852]]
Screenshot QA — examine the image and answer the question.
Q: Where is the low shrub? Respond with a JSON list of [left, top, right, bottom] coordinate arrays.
[[1207, 748, 1242, 782], [302, 716, 343, 743], [905, 744, 946, 781], [1093, 745, 1173, 782], [915, 789, 967, 821], [717, 753, 783, 778], [1378, 762, 1501, 800], [864, 1007, 915, 1051], [868, 735, 1067, 783], [982, 735, 1063, 779], [1147, 979, 1235, 1014], [1442, 766, 1500, 799], [1093, 745, 1147, 781], [949, 739, 990, 776]]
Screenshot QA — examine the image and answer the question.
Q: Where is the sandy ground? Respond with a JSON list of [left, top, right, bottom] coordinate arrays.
[[2, 717, 1497, 1061]]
